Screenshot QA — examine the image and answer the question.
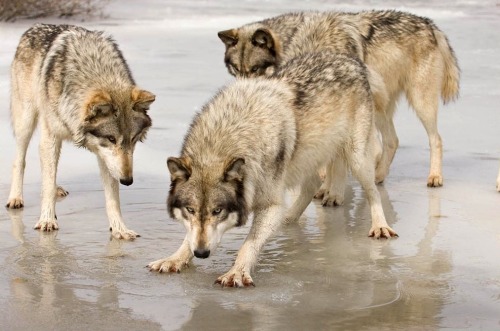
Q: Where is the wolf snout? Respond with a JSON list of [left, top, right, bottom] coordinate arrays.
[[120, 177, 133, 186], [193, 248, 211, 259]]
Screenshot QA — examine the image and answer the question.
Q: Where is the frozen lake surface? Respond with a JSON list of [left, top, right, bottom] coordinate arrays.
[[0, 0, 499, 330]]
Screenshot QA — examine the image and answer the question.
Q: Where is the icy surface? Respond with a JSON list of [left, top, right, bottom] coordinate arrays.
[[0, 0, 499, 330]]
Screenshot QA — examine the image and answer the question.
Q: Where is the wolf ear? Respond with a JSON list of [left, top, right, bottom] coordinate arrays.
[[84, 90, 113, 122], [224, 158, 245, 182], [167, 157, 192, 181], [251, 28, 275, 50], [132, 87, 156, 112], [218, 29, 238, 47]]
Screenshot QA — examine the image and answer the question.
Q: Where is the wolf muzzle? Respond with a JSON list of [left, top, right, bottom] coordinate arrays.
[[193, 248, 210, 259], [120, 177, 133, 186]]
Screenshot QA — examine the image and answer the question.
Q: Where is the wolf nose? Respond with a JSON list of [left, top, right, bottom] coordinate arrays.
[[120, 177, 133, 186], [193, 249, 210, 259]]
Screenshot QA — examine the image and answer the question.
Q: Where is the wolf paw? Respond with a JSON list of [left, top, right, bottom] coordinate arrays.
[[148, 257, 189, 273], [6, 197, 24, 209], [313, 187, 327, 200], [56, 186, 69, 197], [321, 192, 344, 207], [375, 173, 386, 185], [369, 225, 398, 239], [427, 174, 443, 187], [110, 228, 139, 240], [215, 268, 255, 288], [375, 165, 389, 185], [34, 219, 59, 231]]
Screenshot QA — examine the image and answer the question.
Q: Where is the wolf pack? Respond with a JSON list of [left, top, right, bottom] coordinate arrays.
[[3, 8, 493, 287]]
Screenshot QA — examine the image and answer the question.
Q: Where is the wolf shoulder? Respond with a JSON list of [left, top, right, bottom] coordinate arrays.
[[185, 79, 297, 151]]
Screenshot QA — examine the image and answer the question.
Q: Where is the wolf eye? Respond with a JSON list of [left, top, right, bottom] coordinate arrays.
[[107, 136, 116, 144], [212, 208, 222, 215], [186, 207, 195, 214], [250, 66, 260, 73]]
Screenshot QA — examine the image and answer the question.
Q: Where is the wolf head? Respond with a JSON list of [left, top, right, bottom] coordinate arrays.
[[82, 87, 155, 185], [166, 156, 248, 259], [218, 27, 280, 78]]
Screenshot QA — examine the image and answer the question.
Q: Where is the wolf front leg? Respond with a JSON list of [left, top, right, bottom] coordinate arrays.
[[216, 203, 285, 287], [97, 157, 139, 240], [34, 125, 62, 231], [148, 236, 193, 273]]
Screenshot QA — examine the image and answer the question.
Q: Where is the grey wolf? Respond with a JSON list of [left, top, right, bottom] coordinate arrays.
[[5, 24, 155, 240], [218, 10, 460, 199], [148, 52, 396, 287]]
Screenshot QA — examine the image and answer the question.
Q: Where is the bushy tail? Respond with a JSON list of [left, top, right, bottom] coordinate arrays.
[[435, 29, 460, 104]]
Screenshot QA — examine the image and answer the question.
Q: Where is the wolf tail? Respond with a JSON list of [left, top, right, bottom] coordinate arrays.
[[435, 29, 460, 104]]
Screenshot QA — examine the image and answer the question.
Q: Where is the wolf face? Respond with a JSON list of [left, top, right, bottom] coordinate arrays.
[[83, 88, 154, 185], [218, 28, 279, 78], [166, 157, 248, 258]]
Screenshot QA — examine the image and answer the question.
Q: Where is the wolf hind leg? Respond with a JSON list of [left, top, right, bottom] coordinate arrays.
[[6, 101, 68, 209], [285, 173, 322, 223], [412, 94, 442, 187], [374, 100, 398, 184], [313, 166, 330, 200], [320, 157, 348, 207], [348, 128, 397, 238], [6, 100, 38, 209], [407, 56, 444, 187]]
